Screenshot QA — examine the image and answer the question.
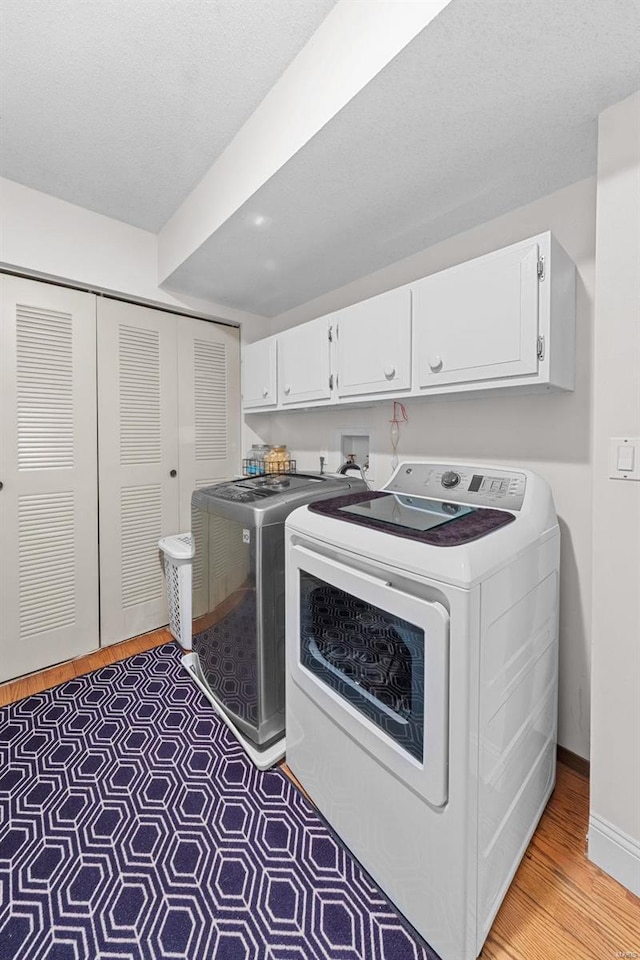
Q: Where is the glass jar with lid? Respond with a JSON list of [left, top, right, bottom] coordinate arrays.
[[264, 445, 290, 473], [245, 443, 272, 475]]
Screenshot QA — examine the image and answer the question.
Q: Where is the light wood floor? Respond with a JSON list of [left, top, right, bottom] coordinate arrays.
[[0, 627, 171, 707], [1, 631, 638, 960]]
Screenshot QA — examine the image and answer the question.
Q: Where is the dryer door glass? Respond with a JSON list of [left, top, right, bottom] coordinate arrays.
[[299, 571, 424, 761]]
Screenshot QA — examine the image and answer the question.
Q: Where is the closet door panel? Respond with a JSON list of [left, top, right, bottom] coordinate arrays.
[[177, 318, 240, 619], [97, 299, 179, 645], [0, 276, 98, 682]]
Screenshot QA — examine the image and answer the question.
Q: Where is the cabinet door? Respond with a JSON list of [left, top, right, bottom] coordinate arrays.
[[413, 240, 540, 388], [337, 286, 411, 397], [97, 299, 180, 645], [278, 316, 332, 405], [242, 336, 277, 408], [0, 276, 99, 682]]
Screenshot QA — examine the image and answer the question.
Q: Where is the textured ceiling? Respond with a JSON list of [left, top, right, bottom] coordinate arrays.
[[0, 0, 337, 230], [165, 0, 640, 315], [2, 0, 640, 315]]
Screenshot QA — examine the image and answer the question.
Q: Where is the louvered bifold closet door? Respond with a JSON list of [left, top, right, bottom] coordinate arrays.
[[0, 275, 99, 682], [176, 317, 240, 620], [97, 299, 180, 645]]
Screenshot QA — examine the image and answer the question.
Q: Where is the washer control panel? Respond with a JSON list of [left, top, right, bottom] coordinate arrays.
[[385, 462, 527, 511]]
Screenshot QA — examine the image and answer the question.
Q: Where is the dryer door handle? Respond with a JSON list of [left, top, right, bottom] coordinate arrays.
[[293, 545, 394, 589]]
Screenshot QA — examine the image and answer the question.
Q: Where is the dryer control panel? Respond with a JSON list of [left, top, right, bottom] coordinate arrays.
[[385, 462, 527, 511]]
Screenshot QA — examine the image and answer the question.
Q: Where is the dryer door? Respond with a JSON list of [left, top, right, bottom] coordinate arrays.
[[288, 542, 450, 807]]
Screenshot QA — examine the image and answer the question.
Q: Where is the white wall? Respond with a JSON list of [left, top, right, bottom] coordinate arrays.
[[248, 176, 596, 760], [588, 91, 640, 895], [0, 177, 268, 339]]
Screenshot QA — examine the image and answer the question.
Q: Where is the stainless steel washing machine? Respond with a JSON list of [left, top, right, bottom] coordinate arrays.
[[185, 472, 366, 767]]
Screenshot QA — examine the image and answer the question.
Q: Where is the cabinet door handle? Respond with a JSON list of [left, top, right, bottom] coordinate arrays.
[[170, 469, 177, 478], [384, 364, 396, 379], [428, 354, 443, 372], [283, 385, 291, 395], [262, 386, 269, 397], [0, 481, 3, 491]]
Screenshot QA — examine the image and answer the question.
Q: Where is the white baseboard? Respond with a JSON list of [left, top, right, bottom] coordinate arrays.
[[588, 812, 640, 897]]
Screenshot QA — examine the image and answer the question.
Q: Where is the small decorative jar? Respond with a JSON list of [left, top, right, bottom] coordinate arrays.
[[245, 444, 272, 475], [264, 445, 290, 473]]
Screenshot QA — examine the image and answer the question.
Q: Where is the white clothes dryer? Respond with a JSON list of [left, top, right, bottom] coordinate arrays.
[[285, 460, 560, 960]]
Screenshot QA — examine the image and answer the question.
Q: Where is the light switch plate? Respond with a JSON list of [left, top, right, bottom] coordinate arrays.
[[609, 437, 640, 480]]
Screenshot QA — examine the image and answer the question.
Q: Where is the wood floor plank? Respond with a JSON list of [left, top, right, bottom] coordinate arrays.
[[280, 761, 313, 803], [509, 844, 562, 916], [482, 766, 640, 960], [0, 662, 76, 706], [588, 871, 640, 950], [0, 628, 174, 705], [557, 745, 590, 780], [480, 882, 600, 960], [529, 812, 591, 884], [516, 839, 637, 958], [552, 883, 639, 959]]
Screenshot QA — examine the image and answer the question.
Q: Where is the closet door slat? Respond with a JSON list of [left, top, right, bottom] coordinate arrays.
[[0, 275, 99, 682], [177, 317, 240, 619], [97, 299, 179, 645]]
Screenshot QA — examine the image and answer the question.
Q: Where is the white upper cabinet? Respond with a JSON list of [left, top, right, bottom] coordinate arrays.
[[242, 335, 277, 408], [413, 238, 540, 389], [240, 231, 575, 413], [336, 286, 412, 398], [412, 233, 575, 395], [278, 316, 333, 405]]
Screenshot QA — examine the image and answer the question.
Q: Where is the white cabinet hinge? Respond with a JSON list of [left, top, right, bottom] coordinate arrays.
[[537, 257, 545, 281], [537, 335, 545, 360]]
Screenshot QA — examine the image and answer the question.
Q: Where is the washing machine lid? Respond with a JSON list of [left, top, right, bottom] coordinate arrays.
[[309, 490, 514, 546], [192, 472, 367, 525], [343, 494, 475, 530], [206, 473, 327, 504]]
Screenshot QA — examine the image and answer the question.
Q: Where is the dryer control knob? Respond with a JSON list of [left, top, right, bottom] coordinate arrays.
[[441, 470, 461, 488]]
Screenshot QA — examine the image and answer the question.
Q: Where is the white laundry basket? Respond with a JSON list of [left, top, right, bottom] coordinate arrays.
[[159, 533, 194, 649]]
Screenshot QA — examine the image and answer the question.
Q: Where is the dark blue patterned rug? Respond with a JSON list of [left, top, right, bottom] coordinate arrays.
[[0, 643, 439, 960]]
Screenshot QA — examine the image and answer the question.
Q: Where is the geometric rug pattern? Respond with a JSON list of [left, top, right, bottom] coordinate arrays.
[[0, 644, 439, 959]]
